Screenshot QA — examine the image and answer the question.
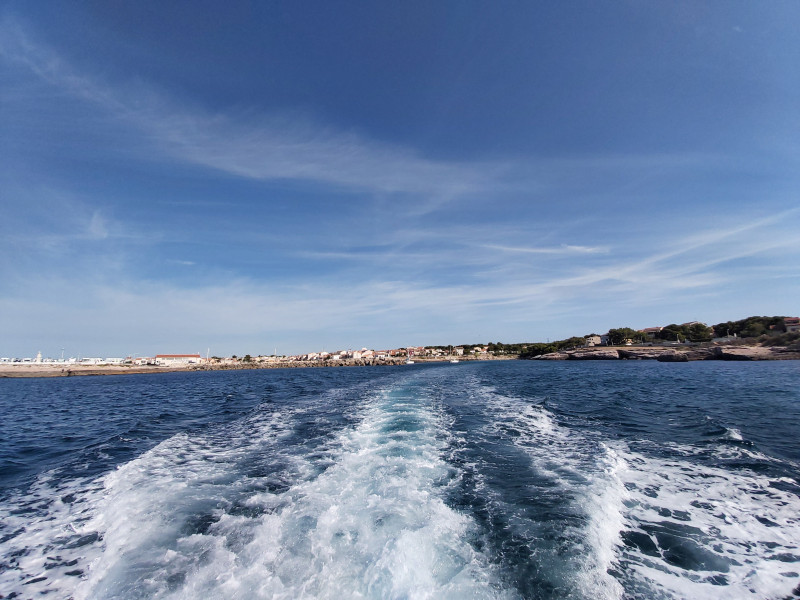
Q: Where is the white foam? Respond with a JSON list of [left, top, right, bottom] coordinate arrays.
[[166, 389, 507, 599], [723, 427, 744, 442], [474, 385, 800, 600], [611, 442, 800, 599], [0, 471, 106, 595], [0, 407, 301, 599], [476, 387, 625, 600], [2, 384, 510, 599]]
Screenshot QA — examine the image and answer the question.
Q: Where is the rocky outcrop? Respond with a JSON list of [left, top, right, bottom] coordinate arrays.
[[711, 346, 775, 361], [531, 343, 800, 362], [568, 349, 620, 360], [618, 348, 670, 360], [656, 351, 689, 362], [536, 352, 570, 360]]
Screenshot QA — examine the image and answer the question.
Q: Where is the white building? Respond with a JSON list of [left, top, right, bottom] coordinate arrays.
[[584, 335, 602, 347], [155, 354, 202, 365]]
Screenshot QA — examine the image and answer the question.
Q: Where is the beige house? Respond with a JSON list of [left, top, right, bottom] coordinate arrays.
[[584, 335, 602, 347], [639, 327, 663, 340]]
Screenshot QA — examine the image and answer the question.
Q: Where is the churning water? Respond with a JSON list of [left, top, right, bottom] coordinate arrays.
[[1, 361, 799, 599]]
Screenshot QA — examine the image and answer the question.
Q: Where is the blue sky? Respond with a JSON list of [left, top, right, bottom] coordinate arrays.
[[1, 1, 799, 357]]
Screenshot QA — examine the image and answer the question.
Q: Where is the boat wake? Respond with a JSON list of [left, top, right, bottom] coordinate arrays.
[[466, 377, 800, 599], [1, 366, 798, 599], [0, 379, 508, 599]]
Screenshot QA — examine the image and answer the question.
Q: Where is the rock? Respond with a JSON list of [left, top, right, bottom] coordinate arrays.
[[535, 352, 570, 360], [567, 349, 620, 360], [684, 348, 716, 361], [656, 352, 689, 362], [712, 346, 774, 361], [618, 349, 668, 360]]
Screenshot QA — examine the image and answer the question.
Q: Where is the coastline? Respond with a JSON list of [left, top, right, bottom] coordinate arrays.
[[3, 345, 798, 379], [528, 344, 800, 362], [0, 355, 517, 379]]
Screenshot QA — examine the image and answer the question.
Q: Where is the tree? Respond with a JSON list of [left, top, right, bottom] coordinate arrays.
[[557, 336, 587, 350], [741, 322, 767, 338], [687, 323, 713, 342], [607, 327, 639, 345], [519, 343, 557, 358], [712, 316, 787, 338], [659, 324, 684, 342]]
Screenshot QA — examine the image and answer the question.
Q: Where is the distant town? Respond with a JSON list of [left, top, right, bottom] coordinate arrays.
[[2, 316, 798, 369]]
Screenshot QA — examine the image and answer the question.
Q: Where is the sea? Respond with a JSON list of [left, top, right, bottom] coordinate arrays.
[[1, 360, 799, 600]]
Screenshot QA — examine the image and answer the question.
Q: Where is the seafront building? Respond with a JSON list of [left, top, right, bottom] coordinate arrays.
[[154, 354, 203, 366]]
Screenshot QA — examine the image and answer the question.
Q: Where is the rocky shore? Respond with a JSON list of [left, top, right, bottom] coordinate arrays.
[[3, 345, 796, 378], [0, 359, 405, 378], [532, 344, 800, 362], [0, 355, 513, 378]]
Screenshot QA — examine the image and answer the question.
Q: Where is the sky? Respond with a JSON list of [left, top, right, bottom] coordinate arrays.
[[1, 1, 799, 358]]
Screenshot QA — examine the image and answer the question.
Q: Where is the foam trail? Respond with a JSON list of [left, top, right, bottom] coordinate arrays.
[[467, 376, 800, 600], [68, 384, 509, 598], [0, 407, 304, 598], [475, 386, 625, 600], [612, 442, 800, 599], [0, 471, 106, 594]]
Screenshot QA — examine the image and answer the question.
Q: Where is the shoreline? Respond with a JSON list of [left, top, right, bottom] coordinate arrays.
[[2, 346, 798, 378], [529, 344, 800, 362], [0, 355, 517, 379]]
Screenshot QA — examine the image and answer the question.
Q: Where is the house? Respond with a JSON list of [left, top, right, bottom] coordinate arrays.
[[584, 335, 602, 347], [639, 327, 663, 340], [785, 317, 800, 333], [155, 354, 202, 366]]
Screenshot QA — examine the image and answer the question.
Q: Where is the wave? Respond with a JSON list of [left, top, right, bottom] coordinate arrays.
[[0, 378, 510, 599], [612, 441, 800, 599], [471, 381, 626, 600], [469, 378, 800, 600], [2, 366, 798, 599]]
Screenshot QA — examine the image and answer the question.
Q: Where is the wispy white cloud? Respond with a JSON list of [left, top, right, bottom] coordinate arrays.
[[0, 17, 502, 213], [87, 211, 109, 240], [0, 183, 154, 258], [2, 16, 799, 355], [482, 244, 610, 255], [0, 16, 725, 217], [3, 207, 797, 355], [167, 259, 196, 267]]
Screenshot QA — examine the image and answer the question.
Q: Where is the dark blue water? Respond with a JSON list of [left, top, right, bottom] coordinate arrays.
[[1, 361, 799, 599]]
